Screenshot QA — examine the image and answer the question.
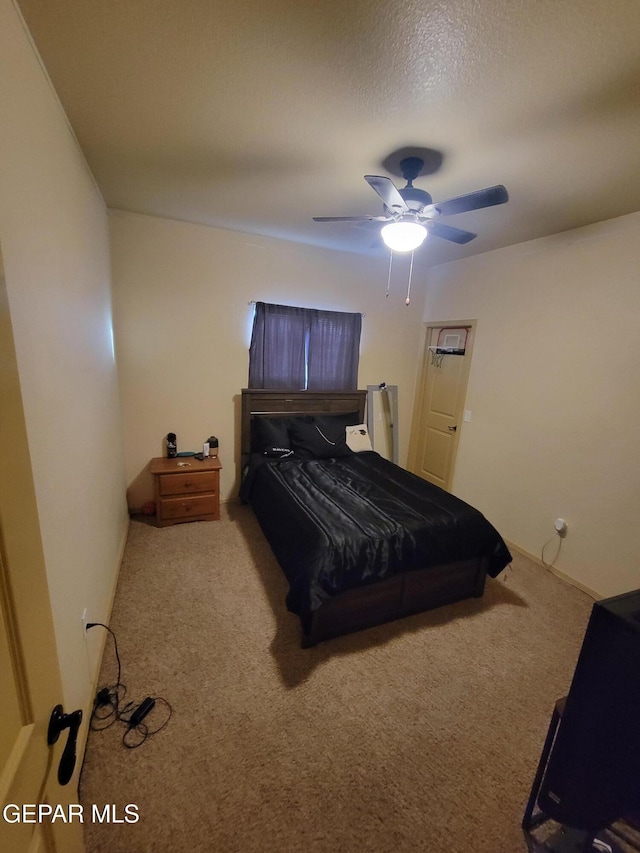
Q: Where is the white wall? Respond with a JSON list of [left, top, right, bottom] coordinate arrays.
[[0, 0, 129, 714], [109, 210, 428, 509], [424, 213, 640, 598]]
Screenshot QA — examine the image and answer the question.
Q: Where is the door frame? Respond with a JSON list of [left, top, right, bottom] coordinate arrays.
[[0, 249, 85, 853], [408, 319, 477, 491]]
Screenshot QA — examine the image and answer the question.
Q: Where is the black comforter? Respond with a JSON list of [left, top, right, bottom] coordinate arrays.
[[243, 451, 511, 630]]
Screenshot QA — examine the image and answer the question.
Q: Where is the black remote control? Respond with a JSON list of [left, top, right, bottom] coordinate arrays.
[[128, 697, 155, 728]]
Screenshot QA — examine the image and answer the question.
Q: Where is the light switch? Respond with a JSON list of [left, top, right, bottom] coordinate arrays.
[[463, 410, 472, 422]]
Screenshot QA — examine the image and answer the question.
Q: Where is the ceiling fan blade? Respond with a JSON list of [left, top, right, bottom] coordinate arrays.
[[423, 184, 508, 217], [426, 221, 477, 244], [364, 175, 409, 214], [313, 215, 389, 222]]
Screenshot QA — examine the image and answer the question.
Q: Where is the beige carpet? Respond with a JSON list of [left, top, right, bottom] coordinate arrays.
[[79, 504, 594, 853]]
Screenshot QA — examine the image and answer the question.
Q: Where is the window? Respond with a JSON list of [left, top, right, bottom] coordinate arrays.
[[248, 302, 361, 391]]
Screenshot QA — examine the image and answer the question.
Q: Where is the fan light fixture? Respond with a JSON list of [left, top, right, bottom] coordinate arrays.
[[381, 221, 427, 253]]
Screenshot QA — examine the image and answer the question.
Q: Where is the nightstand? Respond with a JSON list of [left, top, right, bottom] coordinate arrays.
[[149, 456, 222, 527]]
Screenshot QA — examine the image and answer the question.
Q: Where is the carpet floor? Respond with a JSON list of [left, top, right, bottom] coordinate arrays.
[[79, 504, 595, 853]]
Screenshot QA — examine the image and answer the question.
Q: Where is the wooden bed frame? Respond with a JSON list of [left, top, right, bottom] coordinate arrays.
[[241, 388, 488, 647]]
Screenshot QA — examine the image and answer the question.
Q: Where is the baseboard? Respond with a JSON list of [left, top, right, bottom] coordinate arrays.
[[75, 514, 129, 781], [505, 539, 601, 601]]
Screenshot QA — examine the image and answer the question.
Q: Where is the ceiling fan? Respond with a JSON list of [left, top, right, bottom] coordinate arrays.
[[313, 156, 509, 252]]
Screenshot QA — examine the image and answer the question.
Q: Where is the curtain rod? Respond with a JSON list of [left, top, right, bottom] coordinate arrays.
[[248, 301, 365, 317]]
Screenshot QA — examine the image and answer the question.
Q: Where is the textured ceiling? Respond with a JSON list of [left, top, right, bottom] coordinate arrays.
[[16, 0, 640, 266]]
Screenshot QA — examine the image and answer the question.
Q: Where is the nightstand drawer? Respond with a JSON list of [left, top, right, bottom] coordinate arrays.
[[160, 493, 216, 521], [158, 471, 218, 497]]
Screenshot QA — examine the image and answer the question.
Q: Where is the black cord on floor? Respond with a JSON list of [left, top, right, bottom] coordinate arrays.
[[87, 622, 172, 749]]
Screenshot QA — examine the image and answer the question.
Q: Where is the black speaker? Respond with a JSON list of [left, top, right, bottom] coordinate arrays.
[[536, 588, 640, 833], [166, 432, 177, 458]]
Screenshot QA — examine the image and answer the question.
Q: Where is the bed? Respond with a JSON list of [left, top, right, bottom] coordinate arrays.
[[241, 388, 512, 647]]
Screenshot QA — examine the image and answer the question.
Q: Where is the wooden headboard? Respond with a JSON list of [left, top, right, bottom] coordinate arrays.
[[241, 389, 367, 457]]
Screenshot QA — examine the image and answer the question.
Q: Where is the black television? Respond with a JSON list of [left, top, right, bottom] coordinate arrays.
[[536, 588, 640, 833]]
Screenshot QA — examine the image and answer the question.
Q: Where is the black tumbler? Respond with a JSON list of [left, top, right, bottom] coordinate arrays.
[[167, 432, 177, 458]]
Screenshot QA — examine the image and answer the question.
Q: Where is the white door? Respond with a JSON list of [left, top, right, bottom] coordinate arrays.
[[408, 322, 475, 491], [0, 255, 85, 853]]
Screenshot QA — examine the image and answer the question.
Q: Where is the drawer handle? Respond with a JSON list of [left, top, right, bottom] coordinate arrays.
[[183, 503, 192, 512], [185, 480, 192, 487]]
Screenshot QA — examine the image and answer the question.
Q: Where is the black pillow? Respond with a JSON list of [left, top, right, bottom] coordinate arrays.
[[289, 415, 356, 459], [251, 417, 291, 453], [313, 412, 361, 437], [263, 446, 294, 459]]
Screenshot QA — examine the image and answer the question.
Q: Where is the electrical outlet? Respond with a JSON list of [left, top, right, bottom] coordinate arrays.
[[81, 607, 89, 637], [554, 518, 568, 538]]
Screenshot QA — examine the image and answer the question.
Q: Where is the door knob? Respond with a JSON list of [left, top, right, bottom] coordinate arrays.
[[48, 704, 82, 785], [447, 425, 457, 432]]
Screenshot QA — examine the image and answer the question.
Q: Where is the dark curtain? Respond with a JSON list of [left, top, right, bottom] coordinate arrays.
[[307, 308, 361, 391], [248, 302, 308, 389], [248, 302, 361, 390]]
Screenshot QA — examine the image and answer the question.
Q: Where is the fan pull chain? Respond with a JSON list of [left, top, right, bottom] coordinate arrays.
[[386, 250, 393, 298], [405, 250, 415, 306]]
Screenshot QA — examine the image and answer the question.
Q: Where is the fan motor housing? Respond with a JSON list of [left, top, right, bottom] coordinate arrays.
[[398, 186, 432, 212]]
